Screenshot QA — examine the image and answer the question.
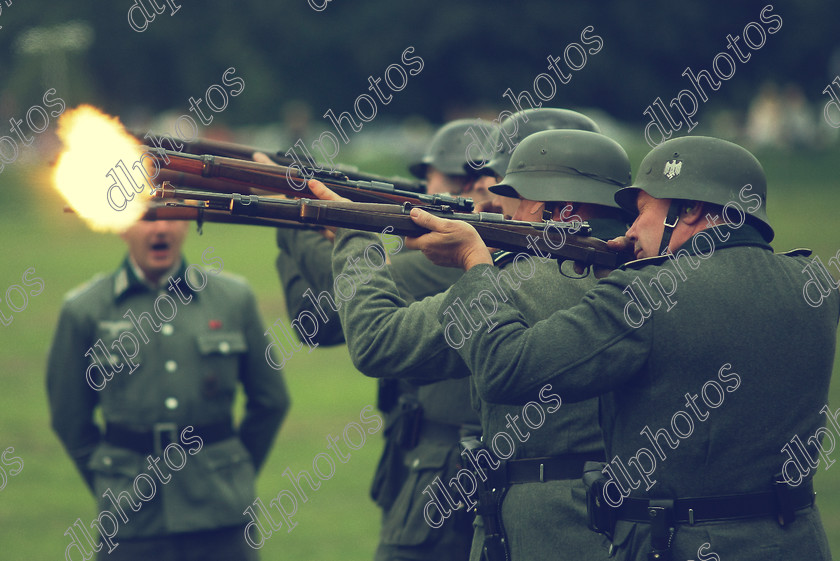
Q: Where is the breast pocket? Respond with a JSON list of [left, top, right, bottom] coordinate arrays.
[[195, 331, 248, 398]]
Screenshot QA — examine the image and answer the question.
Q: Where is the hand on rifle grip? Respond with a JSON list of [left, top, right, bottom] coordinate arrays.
[[405, 208, 492, 271]]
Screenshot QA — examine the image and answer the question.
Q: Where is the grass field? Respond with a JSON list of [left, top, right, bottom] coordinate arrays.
[[0, 142, 838, 559]]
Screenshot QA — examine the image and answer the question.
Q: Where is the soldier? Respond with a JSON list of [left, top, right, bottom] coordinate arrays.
[[410, 136, 838, 560], [409, 118, 498, 212], [271, 118, 495, 561], [309, 120, 632, 560], [47, 218, 290, 561], [467, 107, 600, 218]]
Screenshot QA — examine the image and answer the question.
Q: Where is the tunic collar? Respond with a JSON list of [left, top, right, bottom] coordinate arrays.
[[113, 256, 197, 303]]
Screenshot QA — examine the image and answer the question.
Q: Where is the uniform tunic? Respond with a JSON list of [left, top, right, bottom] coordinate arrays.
[[47, 257, 289, 541]]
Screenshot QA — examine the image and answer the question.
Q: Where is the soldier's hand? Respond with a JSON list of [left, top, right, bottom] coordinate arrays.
[[307, 179, 348, 203], [406, 208, 492, 270], [572, 235, 633, 279], [606, 235, 633, 254], [252, 152, 274, 165]]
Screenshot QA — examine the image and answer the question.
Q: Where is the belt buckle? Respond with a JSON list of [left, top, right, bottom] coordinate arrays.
[[153, 422, 178, 456]]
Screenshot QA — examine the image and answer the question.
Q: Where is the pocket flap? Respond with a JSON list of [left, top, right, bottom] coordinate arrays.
[[88, 444, 144, 476], [202, 437, 253, 470]]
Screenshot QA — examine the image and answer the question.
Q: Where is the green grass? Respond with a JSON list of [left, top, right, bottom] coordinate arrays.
[[0, 143, 839, 558]]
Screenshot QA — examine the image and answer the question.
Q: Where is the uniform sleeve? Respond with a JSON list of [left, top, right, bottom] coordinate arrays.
[[389, 249, 465, 300], [45, 302, 101, 492], [331, 228, 470, 380], [237, 286, 290, 473], [439, 263, 652, 404], [275, 228, 345, 346]]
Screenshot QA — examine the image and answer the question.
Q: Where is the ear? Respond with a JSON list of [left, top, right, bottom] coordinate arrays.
[[679, 200, 704, 225]]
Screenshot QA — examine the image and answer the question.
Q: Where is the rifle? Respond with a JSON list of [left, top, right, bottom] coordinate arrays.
[[131, 131, 427, 193], [143, 147, 474, 212], [154, 183, 632, 270]]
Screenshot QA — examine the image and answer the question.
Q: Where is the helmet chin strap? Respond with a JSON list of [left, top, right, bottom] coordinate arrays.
[[658, 200, 681, 255]]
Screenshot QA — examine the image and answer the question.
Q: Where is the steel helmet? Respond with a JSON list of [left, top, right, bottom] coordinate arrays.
[[614, 136, 773, 242], [409, 119, 494, 179], [490, 129, 630, 207], [473, 108, 601, 178]]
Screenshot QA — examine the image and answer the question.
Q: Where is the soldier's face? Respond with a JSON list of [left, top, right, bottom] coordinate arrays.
[[625, 191, 669, 259], [121, 220, 190, 282], [495, 193, 520, 219], [426, 168, 470, 196], [464, 175, 497, 210]]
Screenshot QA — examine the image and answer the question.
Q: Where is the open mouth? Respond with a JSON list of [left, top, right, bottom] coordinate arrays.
[[151, 241, 170, 252]]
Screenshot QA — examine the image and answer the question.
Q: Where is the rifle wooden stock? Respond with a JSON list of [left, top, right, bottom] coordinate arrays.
[[144, 147, 474, 211], [155, 184, 632, 270], [131, 131, 427, 193]]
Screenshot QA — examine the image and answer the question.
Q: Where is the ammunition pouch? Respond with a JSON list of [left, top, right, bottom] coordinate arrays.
[[582, 461, 616, 541], [369, 392, 422, 508], [460, 437, 510, 561]]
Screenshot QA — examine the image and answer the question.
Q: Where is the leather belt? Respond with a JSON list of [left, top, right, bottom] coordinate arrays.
[[615, 480, 816, 524], [105, 421, 234, 455], [506, 453, 607, 484]]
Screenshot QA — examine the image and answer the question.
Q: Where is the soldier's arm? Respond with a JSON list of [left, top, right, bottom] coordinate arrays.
[[276, 228, 346, 346], [332, 228, 470, 380], [237, 285, 291, 473], [440, 263, 651, 404], [388, 249, 464, 300], [45, 302, 101, 492]]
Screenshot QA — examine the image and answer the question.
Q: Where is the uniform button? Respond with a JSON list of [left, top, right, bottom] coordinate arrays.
[[411, 458, 420, 468], [161, 324, 174, 336], [165, 397, 179, 410], [165, 360, 177, 372], [219, 341, 231, 354]]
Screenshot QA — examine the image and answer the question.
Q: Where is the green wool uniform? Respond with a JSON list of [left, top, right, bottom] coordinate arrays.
[[276, 228, 476, 561], [440, 225, 839, 560], [47, 257, 289, 558], [330, 219, 628, 561]]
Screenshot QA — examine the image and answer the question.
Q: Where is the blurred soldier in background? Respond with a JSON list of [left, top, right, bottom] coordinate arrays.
[[409, 118, 499, 213], [47, 218, 290, 561]]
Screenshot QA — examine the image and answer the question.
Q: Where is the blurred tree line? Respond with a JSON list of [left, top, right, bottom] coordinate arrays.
[[0, 0, 837, 129]]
